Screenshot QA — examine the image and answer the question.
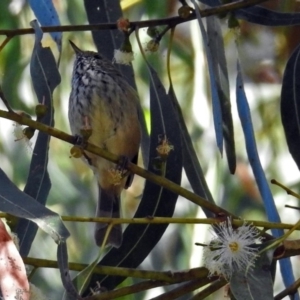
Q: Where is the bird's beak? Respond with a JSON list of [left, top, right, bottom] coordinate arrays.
[[69, 40, 83, 55]]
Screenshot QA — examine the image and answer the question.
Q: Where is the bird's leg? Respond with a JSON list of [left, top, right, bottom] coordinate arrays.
[[117, 155, 130, 176], [70, 116, 93, 165]]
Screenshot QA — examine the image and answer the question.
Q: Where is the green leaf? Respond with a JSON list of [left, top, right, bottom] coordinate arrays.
[[230, 244, 275, 300], [191, 0, 224, 154], [206, 15, 236, 174], [168, 86, 215, 218], [0, 169, 69, 242], [15, 19, 61, 256], [281, 43, 300, 171], [58, 241, 81, 299]]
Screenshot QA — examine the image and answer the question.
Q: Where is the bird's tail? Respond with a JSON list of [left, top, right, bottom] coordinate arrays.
[[94, 185, 122, 248]]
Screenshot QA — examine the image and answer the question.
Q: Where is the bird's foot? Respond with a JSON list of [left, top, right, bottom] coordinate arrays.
[[70, 116, 93, 162]]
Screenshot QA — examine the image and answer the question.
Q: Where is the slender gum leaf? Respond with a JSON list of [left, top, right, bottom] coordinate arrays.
[[168, 87, 216, 218], [28, 0, 62, 54], [206, 15, 236, 173], [15, 20, 61, 256], [191, 0, 224, 154], [230, 245, 274, 300], [281, 43, 300, 170], [166, 28, 215, 216], [236, 62, 298, 298], [0, 169, 69, 242], [199, 0, 300, 26], [58, 242, 81, 300]]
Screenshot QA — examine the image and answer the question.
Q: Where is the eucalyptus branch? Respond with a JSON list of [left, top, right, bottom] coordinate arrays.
[[0, 85, 13, 112], [190, 279, 227, 300], [0, 109, 230, 217], [88, 280, 169, 300], [278, 240, 300, 259], [24, 256, 211, 283], [271, 179, 300, 200], [152, 279, 211, 300], [0, 0, 270, 38], [0, 36, 13, 52], [58, 218, 300, 233], [274, 277, 300, 300], [1, 212, 298, 231], [285, 205, 300, 211]]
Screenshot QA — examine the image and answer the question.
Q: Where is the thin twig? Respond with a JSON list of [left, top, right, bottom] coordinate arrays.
[[0, 109, 278, 242], [285, 204, 300, 211], [189, 279, 227, 300], [0, 85, 13, 112], [0, 35, 13, 52], [271, 179, 300, 200], [0, 213, 298, 231], [23, 257, 210, 283], [274, 277, 300, 300], [150, 279, 211, 300], [86, 280, 168, 300], [0, 109, 230, 216], [0, 0, 271, 38]]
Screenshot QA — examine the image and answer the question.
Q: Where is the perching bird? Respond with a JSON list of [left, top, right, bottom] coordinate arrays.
[[68, 41, 141, 248]]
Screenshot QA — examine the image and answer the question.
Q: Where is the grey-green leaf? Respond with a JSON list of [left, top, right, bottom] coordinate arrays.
[[15, 19, 61, 256], [0, 169, 69, 242], [206, 15, 236, 174], [281, 43, 300, 170], [230, 245, 274, 300]]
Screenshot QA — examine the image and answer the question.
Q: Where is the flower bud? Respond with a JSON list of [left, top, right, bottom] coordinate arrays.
[[178, 5, 192, 19], [117, 18, 130, 32], [70, 146, 83, 158], [35, 104, 48, 120], [23, 127, 35, 140], [145, 39, 160, 53], [147, 27, 160, 39]]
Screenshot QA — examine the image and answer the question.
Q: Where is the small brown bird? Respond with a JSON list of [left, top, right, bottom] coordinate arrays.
[[68, 41, 141, 248]]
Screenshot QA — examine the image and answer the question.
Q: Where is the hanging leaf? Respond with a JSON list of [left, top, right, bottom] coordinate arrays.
[[235, 6, 300, 27], [168, 86, 216, 218], [191, 0, 224, 155], [236, 62, 298, 296], [281, 43, 300, 171], [0, 170, 82, 298], [0, 169, 68, 241], [28, 0, 62, 54], [198, 0, 300, 26], [236, 62, 281, 229], [230, 244, 275, 300], [206, 15, 236, 174], [58, 242, 82, 299], [15, 20, 61, 257]]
